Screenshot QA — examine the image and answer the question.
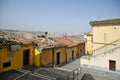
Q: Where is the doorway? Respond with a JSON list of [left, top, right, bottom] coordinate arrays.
[[56, 52, 60, 65], [23, 49, 30, 66], [80, 49, 83, 56], [72, 50, 74, 60], [109, 60, 116, 71]]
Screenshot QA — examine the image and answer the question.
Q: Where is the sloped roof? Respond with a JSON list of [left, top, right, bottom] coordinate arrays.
[[67, 36, 86, 44], [0, 31, 33, 48], [84, 32, 93, 36], [33, 38, 54, 48], [90, 18, 120, 26], [12, 34, 31, 44], [33, 38, 66, 49], [67, 36, 77, 38], [0, 38, 19, 48], [55, 37, 77, 47]]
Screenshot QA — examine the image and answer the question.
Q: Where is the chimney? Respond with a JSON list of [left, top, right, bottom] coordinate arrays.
[[45, 32, 48, 46], [63, 33, 67, 39]]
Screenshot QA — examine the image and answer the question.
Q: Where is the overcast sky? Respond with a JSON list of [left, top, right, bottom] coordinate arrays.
[[0, 0, 120, 34]]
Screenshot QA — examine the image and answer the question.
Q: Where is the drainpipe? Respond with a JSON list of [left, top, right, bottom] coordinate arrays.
[[0, 49, 1, 72], [52, 32, 55, 67], [52, 47, 55, 67], [40, 48, 42, 67]]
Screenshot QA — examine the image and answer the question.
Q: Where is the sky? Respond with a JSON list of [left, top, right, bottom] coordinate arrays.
[[0, 0, 120, 35]]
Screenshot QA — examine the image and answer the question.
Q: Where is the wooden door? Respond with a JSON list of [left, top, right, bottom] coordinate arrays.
[[72, 50, 74, 60], [56, 52, 60, 65], [23, 49, 30, 66], [109, 60, 116, 71]]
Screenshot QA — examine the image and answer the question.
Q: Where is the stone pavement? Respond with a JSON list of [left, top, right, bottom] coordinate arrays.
[[0, 68, 69, 80], [81, 67, 120, 80], [0, 70, 24, 80], [60, 58, 120, 80], [61, 58, 80, 71], [0, 58, 120, 80]]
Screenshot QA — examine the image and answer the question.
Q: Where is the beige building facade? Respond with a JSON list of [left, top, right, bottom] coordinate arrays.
[[85, 32, 93, 55], [81, 18, 120, 73], [90, 19, 120, 50]]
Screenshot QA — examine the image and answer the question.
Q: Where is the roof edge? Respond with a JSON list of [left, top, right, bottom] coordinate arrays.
[[90, 18, 120, 26]]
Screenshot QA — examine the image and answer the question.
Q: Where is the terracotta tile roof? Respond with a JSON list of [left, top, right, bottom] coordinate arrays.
[[33, 38, 54, 48], [0, 31, 32, 48], [67, 36, 77, 38], [55, 37, 77, 47], [0, 38, 18, 48], [67, 36, 86, 44], [0, 31, 5, 36], [33, 39, 41, 44], [12, 34, 31, 44], [84, 32, 93, 36]]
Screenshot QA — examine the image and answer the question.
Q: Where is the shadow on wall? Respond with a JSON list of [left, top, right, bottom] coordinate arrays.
[[81, 73, 95, 80]]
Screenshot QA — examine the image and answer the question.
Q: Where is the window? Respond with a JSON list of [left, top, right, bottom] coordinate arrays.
[[72, 50, 74, 60], [3, 61, 11, 68], [91, 36, 93, 42], [114, 27, 116, 29], [104, 33, 107, 43], [109, 60, 116, 71]]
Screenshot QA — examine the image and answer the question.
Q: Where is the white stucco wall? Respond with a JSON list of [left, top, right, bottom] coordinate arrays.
[[81, 48, 120, 73]]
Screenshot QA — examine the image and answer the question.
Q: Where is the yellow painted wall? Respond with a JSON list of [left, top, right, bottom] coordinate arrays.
[[0, 44, 35, 72], [93, 25, 120, 50], [41, 48, 53, 67], [77, 43, 85, 57], [35, 46, 67, 67], [86, 35, 93, 55], [34, 48, 40, 67], [54, 46, 67, 66], [21, 45, 35, 65], [66, 46, 77, 62], [84, 19, 120, 71], [61, 46, 67, 64]]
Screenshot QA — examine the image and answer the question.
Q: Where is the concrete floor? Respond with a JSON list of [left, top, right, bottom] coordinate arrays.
[[81, 67, 120, 80], [0, 58, 120, 80], [61, 59, 80, 71], [60, 58, 120, 80], [0, 68, 69, 80], [0, 70, 23, 80]]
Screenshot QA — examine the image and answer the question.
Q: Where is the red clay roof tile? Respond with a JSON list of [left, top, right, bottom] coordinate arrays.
[[12, 34, 31, 44], [55, 37, 77, 47]]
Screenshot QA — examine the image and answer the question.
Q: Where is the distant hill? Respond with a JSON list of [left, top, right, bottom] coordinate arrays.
[[0, 29, 84, 40], [0, 29, 45, 39]]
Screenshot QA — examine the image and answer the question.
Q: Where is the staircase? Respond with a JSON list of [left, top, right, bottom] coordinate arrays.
[[81, 39, 120, 73], [92, 38, 120, 58]]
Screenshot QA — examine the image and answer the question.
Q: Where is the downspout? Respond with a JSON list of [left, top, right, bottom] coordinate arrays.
[[40, 48, 42, 67], [52, 47, 55, 67], [0, 49, 1, 72]]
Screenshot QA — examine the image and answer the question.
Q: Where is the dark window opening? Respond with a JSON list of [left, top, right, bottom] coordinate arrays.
[[56, 52, 60, 65], [72, 50, 74, 60], [3, 61, 11, 68], [23, 49, 30, 66], [109, 60, 116, 71]]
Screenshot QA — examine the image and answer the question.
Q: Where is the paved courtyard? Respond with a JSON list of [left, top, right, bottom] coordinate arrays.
[[81, 67, 120, 80], [0, 68, 69, 80], [0, 70, 24, 80], [60, 58, 120, 80], [0, 58, 120, 80], [61, 58, 80, 71]]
